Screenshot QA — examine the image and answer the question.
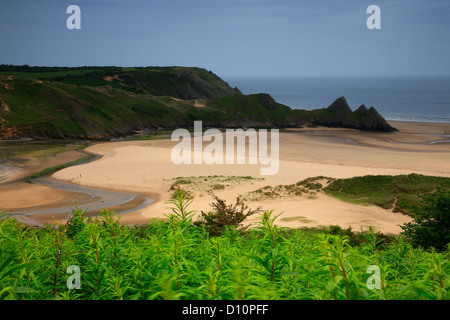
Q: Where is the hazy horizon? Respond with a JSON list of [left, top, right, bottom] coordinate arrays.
[[1, 0, 449, 78]]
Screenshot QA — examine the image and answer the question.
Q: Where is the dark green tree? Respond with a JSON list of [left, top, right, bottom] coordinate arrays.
[[401, 188, 450, 251]]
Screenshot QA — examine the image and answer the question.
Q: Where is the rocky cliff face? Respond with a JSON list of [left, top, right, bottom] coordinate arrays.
[[308, 97, 396, 132]]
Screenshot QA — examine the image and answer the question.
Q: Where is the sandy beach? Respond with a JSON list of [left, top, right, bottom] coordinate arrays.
[[1, 120, 449, 234]]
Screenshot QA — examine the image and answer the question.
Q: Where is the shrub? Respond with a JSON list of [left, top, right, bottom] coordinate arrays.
[[401, 188, 450, 251], [194, 196, 261, 236]]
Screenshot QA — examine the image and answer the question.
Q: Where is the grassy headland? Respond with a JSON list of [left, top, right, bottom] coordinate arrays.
[[0, 65, 395, 140]]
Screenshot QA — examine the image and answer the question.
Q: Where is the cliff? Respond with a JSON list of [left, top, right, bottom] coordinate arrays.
[[297, 96, 396, 132], [0, 66, 396, 140]]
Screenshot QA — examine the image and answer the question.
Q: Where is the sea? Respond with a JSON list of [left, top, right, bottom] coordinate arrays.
[[223, 76, 450, 123]]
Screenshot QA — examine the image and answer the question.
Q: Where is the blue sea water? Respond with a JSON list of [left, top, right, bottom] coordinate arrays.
[[223, 76, 450, 123]]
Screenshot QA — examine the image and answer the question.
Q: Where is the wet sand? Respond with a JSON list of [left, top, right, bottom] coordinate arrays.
[[0, 149, 157, 226]]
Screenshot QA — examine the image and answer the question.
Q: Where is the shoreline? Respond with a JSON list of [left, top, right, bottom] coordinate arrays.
[[0, 145, 159, 226], [387, 120, 450, 135], [387, 119, 450, 125], [1, 120, 449, 232]]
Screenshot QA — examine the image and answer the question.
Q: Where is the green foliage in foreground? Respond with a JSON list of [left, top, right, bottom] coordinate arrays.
[[0, 206, 448, 301]]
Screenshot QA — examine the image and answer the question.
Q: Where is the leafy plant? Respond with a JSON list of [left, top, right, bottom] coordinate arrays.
[[165, 187, 196, 223], [255, 210, 287, 282], [401, 188, 450, 251], [0, 194, 448, 300]]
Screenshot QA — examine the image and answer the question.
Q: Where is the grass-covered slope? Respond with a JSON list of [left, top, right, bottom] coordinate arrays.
[[206, 93, 297, 127], [241, 174, 450, 216], [0, 65, 240, 99], [324, 174, 450, 215], [0, 65, 396, 140], [0, 75, 191, 139]]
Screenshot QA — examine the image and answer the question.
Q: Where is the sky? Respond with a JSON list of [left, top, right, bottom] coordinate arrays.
[[0, 0, 449, 77]]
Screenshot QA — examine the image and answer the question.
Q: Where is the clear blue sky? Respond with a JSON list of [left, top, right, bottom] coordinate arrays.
[[1, 0, 449, 77]]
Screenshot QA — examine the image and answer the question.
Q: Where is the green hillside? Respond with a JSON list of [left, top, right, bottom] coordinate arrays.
[[0, 65, 396, 140], [0, 65, 239, 99]]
